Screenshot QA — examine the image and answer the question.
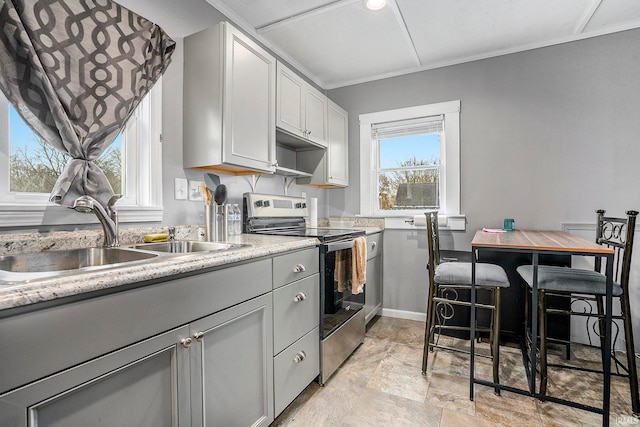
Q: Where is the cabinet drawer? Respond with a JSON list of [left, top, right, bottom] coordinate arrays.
[[366, 233, 382, 260], [273, 248, 318, 288], [273, 274, 319, 355], [273, 327, 319, 416]]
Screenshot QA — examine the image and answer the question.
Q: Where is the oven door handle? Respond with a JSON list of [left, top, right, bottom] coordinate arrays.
[[325, 239, 356, 252]]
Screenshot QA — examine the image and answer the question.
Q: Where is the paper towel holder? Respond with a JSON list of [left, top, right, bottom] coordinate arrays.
[[405, 214, 447, 227]]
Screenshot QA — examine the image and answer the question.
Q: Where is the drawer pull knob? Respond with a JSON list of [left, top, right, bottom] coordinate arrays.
[[293, 350, 307, 363], [180, 338, 192, 348], [193, 332, 204, 342], [371, 242, 376, 250], [293, 264, 306, 273], [293, 292, 307, 302]]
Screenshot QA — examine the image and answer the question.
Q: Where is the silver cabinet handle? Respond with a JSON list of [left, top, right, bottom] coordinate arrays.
[[371, 241, 377, 250], [293, 292, 307, 302], [193, 332, 204, 342], [293, 264, 306, 273], [180, 337, 192, 348], [293, 350, 307, 363]]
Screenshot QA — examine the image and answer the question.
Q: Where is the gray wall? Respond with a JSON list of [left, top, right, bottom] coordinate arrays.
[[328, 29, 640, 344]]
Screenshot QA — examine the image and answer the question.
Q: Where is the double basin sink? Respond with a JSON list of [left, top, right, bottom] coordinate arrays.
[[0, 241, 249, 284]]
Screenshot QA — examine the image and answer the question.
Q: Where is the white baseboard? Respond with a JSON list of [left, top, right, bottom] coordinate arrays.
[[380, 308, 426, 322]]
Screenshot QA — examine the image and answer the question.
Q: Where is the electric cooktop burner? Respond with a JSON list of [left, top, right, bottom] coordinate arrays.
[[254, 227, 363, 242]]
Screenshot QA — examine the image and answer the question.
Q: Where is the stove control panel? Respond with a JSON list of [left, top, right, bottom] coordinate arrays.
[[244, 193, 309, 218]]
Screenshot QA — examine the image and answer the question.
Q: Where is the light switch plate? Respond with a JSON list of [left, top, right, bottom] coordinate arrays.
[[174, 178, 187, 200]]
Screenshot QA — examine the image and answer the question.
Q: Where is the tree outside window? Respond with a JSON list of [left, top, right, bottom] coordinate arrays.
[[377, 133, 440, 211], [9, 105, 123, 195]]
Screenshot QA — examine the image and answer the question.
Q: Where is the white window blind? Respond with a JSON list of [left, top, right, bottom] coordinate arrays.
[[371, 115, 444, 140]]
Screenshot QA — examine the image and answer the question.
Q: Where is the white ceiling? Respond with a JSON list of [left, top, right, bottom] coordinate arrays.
[[120, 0, 640, 90]]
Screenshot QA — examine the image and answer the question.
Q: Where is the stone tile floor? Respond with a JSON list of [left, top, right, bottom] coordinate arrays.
[[272, 316, 640, 427]]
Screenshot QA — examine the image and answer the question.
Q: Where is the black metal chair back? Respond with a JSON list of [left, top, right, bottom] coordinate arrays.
[[425, 210, 440, 273], [594, 209, 638, 295]]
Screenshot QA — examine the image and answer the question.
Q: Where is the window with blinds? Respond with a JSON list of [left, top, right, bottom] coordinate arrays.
[[374, 115, 443, 211], [371, 115, 444, 139]]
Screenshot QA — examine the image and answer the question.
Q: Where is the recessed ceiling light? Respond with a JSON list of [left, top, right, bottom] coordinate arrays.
[[364, 0, 388, 11]]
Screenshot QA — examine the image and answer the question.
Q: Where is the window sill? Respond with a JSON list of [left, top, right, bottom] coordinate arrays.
[[0, 204, 163, 228], [380, 214, 466, 231]]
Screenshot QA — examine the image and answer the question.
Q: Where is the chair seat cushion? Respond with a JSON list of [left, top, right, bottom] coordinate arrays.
[[516, 265, 623, 296], [435, 262, 510, 287]]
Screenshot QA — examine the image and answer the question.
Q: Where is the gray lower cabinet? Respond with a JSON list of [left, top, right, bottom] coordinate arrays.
[[365, 232, 383, 324], [271, 248, 320, 417], [0, 248, 321, 426], [0, 326, 191, 427], [189, 293, 274, 427]]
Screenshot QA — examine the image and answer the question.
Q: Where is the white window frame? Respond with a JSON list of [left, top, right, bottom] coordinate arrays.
[[0, 81, 163, 227], [359, 100, 465, 230]]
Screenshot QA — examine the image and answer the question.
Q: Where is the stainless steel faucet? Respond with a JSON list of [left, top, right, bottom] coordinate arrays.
[[72, 195, 123, 247]]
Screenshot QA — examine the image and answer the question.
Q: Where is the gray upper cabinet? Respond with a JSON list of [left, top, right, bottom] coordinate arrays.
[[326, 100, 349, 186], [184, 21, 277, 174], [276, 61, 327, 148], [296, 99, 349, 187]]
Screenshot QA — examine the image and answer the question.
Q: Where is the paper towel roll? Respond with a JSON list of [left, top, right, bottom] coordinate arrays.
[[309, 198, 318, 228], [412, 214, 427, 226], [412, 214, 446, 227]]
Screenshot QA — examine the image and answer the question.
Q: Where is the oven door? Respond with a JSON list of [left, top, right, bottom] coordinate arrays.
[[321, 239, 365, 339]]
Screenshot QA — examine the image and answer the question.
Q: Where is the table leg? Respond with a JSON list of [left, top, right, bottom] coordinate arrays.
[[530, 253, 539, 396]]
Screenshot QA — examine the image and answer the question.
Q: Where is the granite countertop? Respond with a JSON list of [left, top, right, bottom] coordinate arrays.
[[0, 217, 385, 312], [0, 233, 318, 312], [317, 217, 385, 235], [355, 226, 384, 235]]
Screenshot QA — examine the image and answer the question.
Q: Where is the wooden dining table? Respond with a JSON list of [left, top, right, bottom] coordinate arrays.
[[470, 229, 615, 427]]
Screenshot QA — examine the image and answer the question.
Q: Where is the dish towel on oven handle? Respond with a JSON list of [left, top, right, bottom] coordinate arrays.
[[333, 236, 367, 295], [351, 237, 367, 295]]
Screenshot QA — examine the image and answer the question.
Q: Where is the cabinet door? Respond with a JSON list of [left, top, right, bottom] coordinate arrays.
[[276, 62, 305, 138], [0, 326, 191, 427], [190, 293, 274, 427], [326, 100, 349, 186], [222, 24, 276, 173], [304, 87, 327, 147]]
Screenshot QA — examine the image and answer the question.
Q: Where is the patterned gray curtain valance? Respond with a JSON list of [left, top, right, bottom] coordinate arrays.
[[0, 0, 175, 207]]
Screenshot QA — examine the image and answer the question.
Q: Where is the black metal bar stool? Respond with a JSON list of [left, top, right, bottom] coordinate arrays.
[[517, 209, 639, 415], [421, 211, 510, 394]]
